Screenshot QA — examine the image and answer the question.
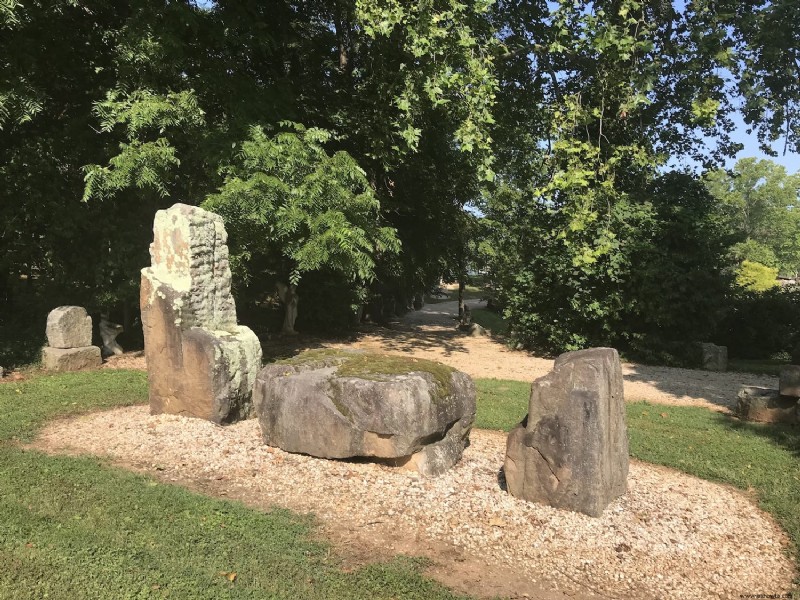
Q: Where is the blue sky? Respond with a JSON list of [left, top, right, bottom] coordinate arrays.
[[718, 113, 800, 173]]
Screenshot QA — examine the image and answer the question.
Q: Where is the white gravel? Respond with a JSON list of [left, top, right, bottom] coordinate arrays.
[[35, 406, 796, 599]]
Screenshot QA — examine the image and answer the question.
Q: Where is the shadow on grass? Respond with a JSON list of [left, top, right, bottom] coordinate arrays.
[[714, 411, 800, 458], [622, 362, 777, 412]]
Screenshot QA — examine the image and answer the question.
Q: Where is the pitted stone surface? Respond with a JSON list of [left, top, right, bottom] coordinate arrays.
[[504, 347, 629, 517], [253, 351, 476, 477], [148, 203, 237, 331], [46, 306, 92, 349], [141, 203, 262, 424]]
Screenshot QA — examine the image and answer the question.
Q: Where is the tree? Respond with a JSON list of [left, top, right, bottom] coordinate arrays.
[[202, 124, 400, 332], [705, 158, 800, 277]]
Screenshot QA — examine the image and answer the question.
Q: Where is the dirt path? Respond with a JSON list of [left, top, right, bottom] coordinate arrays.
[[325, 299, 777, 412]]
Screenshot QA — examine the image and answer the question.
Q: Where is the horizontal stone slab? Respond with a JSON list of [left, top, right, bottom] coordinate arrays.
[[42, 346, 101, 371]]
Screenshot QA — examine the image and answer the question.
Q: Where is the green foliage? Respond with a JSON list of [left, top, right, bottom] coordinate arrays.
[[203, 124, 399, 299], [705, 158, 800, 277], [720, 285, 800, 359], [736, 260, 780, 291], [624, 172, 735, 352]]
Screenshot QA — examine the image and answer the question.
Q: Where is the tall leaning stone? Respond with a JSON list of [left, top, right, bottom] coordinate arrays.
[[141, 203, 262, 424], [504, 347, 628, 517]]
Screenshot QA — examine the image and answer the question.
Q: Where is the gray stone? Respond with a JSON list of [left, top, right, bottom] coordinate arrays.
[[42, 346, 101, 371], [99, 317, 124, 357], [779, 366, 800, 399], [699, 343, 727, 371], [253, 351, 476, 476], [141, 203, 262, 424], [46, 306, 92, 348], [736, 386, 796, 424], [504, 347, 629, 517]]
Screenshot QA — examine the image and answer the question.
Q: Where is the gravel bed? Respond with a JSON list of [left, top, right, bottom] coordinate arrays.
[[36, 406, 795, 599]]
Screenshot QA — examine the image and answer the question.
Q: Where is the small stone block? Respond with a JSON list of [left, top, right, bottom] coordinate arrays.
[[46, 306, 92, 348], [779, 366, 800, 399], [699, 343, 727, 371], [42, 346, 102, 371], [737, 386, 796, 424]]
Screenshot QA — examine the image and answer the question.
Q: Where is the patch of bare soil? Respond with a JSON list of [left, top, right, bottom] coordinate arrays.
[[34, 407, 796, 600]]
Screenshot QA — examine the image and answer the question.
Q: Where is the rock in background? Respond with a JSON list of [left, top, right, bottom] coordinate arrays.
[[141, 203, 262, 424], [253, 350, 476, 477], [736, 386, 797, 424], [504, 347, 629, 517], [42, 306, 101, 371], [699, 343, 728, 371]]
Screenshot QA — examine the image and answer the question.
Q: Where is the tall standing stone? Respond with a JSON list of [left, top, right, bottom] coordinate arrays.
[[141, 203, 262, 424], [504, 347, 629, 517]]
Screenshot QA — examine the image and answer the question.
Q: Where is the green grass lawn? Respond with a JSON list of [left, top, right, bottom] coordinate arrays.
[[474, 378, 800, 567], [0, 370, 465, 600], [3, 370, 798, 596]]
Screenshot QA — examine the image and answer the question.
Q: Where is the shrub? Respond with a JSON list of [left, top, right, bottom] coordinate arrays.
[[719, 285, 800, 359]]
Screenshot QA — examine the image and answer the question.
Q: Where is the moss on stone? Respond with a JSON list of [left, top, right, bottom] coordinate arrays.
[[274, 348, 357, 366], [277, 349, 457, 404]]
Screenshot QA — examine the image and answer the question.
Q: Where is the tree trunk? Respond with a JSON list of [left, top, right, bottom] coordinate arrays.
[[276, 282, 299, 334], [458, 279, 465, 319]]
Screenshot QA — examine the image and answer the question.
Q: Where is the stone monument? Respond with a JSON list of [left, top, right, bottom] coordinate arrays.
[[42, 306, 102, 371], [253, 350, 476, 477], [140, 203, 262, 424], [504, 347, 629, 517]]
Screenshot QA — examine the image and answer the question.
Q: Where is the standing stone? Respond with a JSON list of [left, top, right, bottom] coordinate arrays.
[[141, 203, 262, 424], [46, 306, 92, 348], [504, 347, 629, 517], [779, 366, 800, 399], [699, 343, 728, 371]]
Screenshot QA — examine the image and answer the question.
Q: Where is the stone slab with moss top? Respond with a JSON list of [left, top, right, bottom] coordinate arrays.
[[253, 350, 476, 477]]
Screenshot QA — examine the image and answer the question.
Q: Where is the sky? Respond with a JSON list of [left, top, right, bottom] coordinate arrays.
[[718, 113, 800, 173]]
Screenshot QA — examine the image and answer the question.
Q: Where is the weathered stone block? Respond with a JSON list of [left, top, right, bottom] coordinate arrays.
[[736, 386, 796, 424], [504, 347, 628, 517], [779, 366, 800, 399], [253, 350, 476, 476], [46, 306, 92, 349], [141, 204, 262, 424], [699, 343, 727, 371], [42, 346, 101, 371]]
